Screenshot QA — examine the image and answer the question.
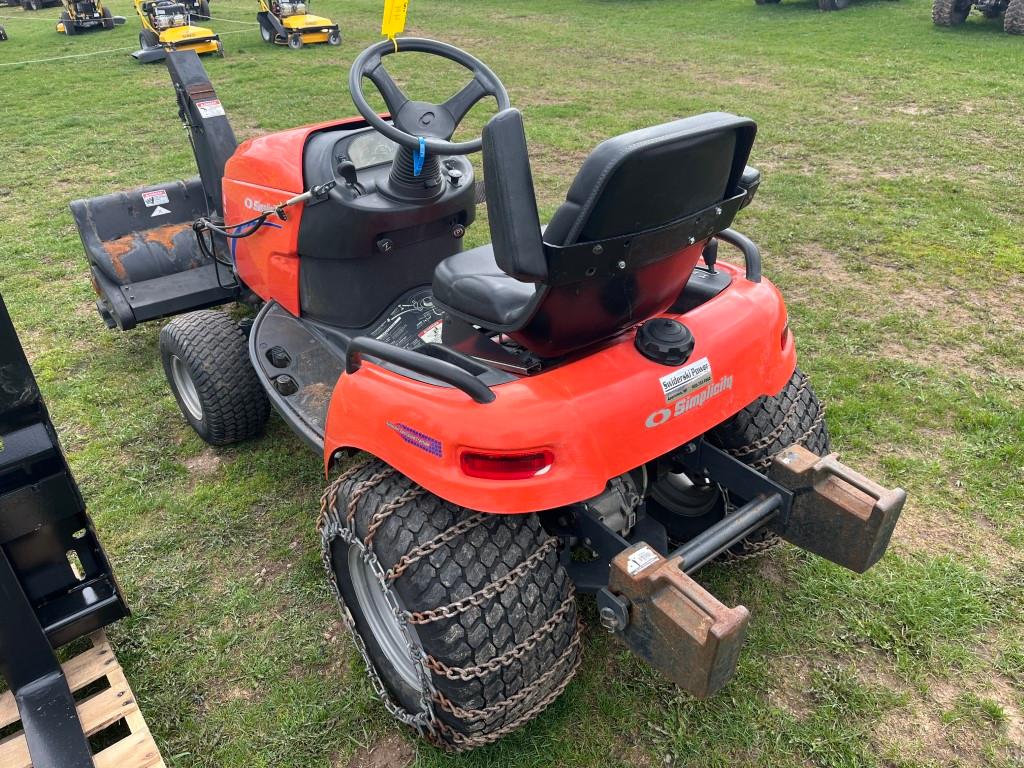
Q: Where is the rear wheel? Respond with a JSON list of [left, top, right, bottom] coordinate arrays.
[[647, 368, 830, 560], [23, 0, 41, 11], [159, 310, 270, 445], [259, 21, 272, 42], [287, 31, 302, 49], [319, 459, 582, 751], [933, 0, 973, 24], [1005, 0, 1024, 32], [196, 0, 210, 18], [60, 10, 76, 33], [101, 6, 113, 28]]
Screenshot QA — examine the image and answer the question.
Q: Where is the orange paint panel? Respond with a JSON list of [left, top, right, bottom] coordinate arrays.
[[222, 178, 303, 315], [322, 263, 796, 514]]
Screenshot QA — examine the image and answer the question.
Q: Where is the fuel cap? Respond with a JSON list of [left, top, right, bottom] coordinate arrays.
[[635, 318, 694, 366]]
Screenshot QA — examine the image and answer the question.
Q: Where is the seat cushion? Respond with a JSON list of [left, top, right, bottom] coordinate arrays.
[[432, 243, 537, 329]]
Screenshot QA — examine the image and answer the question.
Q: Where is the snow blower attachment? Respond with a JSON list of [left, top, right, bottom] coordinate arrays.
[[71, 53, 238, 329], [131, 0, 222, 62], [55, 0, 125, 35], [70, 43, 907, 750], [257, 0, 339, 48]]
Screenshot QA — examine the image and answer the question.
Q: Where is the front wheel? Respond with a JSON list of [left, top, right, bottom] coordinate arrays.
[[319, 459, 582, 751], [159, 310, 270, 445], [140, 28, 159, 48], [1005, 0, 1024, 32], [933, 0, 973, 24], [327, 28, 340, 45], [287, 32, 302, 49]]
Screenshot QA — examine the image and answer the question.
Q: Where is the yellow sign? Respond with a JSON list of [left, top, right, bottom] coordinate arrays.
[[381, 0, 408, 48]]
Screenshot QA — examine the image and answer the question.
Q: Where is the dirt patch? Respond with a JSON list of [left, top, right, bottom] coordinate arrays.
[[184, 448, 222, 479], [339, 734, 415, 768], [766, 656, 815, 719]]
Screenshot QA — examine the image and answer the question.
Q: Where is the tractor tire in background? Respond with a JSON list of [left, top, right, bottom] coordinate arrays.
[[818, 0, 851, 10], [933, 0, 973, 24], [755, 0, 782, 5], [60, 10, 76, 33], [159, 310, 270, 446], [102, 6, 113, 28], [22, 0, 42, 11], [647, 368, 830, 559], [197, 0, 210, 18], [1005, 0, 1024, 32], [320, 459, 582, 751]]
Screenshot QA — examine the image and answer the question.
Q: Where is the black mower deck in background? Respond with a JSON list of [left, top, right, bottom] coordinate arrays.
[[0, 293, 164, 768]]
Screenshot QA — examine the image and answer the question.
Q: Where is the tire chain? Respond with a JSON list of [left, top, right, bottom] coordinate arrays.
[[721, 399, 826, 563], [423, 591, 576, 679], [405, 537, 559, 625], [724, 376, 809, 460], [385, 512, 488, 582], [318, 458, 583, 752]]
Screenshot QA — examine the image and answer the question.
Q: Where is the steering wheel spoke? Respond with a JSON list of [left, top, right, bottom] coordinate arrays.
[[365, 61, 410, 116], [441, 75, 489, 126]]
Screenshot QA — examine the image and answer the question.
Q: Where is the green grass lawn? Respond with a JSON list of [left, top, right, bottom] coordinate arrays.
[[1, 0, 1023, 765]]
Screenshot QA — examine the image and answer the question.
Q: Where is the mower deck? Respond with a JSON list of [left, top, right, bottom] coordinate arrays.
[[0, 632, 165, 768]]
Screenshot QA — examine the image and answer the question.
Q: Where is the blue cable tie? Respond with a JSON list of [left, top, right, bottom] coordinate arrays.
[[413, 136, 426, 177]]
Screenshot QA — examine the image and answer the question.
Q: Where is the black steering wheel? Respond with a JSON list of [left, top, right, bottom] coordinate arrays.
[[348, 38, 511, 156]]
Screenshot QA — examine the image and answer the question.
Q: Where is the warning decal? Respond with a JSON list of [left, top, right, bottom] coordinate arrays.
[[142, 189, 169, 207], [659, 357, 713, 403], [195, 99, 226, 119], [626, 546, 660, 575]]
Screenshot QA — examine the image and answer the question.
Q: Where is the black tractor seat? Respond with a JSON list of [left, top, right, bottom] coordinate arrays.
[[432, 109, 760, 359]]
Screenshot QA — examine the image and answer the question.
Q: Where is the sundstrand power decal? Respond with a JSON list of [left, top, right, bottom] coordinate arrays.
[[646, 357, 734, 428]]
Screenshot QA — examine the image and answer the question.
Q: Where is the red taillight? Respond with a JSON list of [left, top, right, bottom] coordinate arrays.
[[460, 450, 554, 480]]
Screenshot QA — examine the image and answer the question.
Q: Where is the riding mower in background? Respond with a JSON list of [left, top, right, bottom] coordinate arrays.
[[0, 294, 165, 768], [257, 0, 339, 49], [70, 40, 907, 750], [756, 0, 868, 11], [132, 0, 221, 62], [933, 0, 1024, 32], [19, 0, 60, 11], [0, 24, 6, 39], [56, 0, 125, 35]]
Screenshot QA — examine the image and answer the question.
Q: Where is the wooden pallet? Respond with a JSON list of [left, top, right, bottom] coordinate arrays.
[[0, 631, 166, 768]]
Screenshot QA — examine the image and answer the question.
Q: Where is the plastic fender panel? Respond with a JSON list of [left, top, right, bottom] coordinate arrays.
[[323, 262, 797, 514], [222, 178, 304, 316]]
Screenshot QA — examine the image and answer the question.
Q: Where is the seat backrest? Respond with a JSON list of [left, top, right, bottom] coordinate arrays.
[[481, 110, 757, 358]]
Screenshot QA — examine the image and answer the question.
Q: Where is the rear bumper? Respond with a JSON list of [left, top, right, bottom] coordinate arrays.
[[324, 261, 796, 514]]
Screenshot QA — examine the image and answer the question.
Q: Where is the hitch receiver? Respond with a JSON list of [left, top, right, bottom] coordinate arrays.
[[608, 544, 750, 698], [769, 445, 906, 573]]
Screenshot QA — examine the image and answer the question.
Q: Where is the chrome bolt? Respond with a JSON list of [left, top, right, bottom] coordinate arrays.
[[617, 260, 626, 269], [599, 607, 621, 633]]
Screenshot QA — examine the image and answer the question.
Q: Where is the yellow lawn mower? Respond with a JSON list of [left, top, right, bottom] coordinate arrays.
[[133, 0, 222, 62], [55, 0, 125, 35], [257, 0, 339, 49]]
